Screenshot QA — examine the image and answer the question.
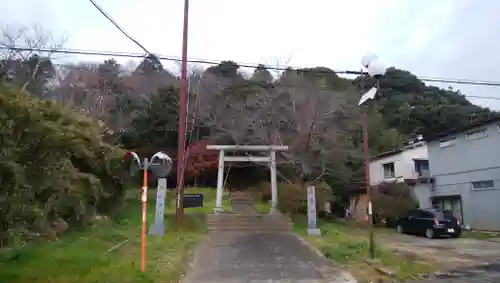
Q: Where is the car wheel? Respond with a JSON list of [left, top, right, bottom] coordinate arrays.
[[396, 224, 404, 234], [451, 232, 461, 238], [425, 228, 435, 239]]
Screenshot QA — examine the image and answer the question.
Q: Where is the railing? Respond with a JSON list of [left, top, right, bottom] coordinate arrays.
[[417, 170, 431, 178]]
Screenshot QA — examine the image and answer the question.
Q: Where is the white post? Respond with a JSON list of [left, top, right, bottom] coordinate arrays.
[[269, 150, 278, 214], [214, 150, 225, 213], [307, 186, 321, 236], [149, 178, 167, 235]]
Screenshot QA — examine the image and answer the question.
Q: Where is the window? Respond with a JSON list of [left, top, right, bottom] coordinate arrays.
[[434, 210, 455, 220], [466, 129, 487, 140], [439, 137, 456, 148], [472, 180, 494, 190], [407, 210, 419, 218], [414, 159, 430, 178], [415, 210, 433, 218], [382, 162, 395, 178]]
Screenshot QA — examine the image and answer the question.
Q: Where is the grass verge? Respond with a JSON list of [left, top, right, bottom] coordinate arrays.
[[292, 216, 437, 282], [0, 188, 218, 283], [462, 230, 500, 240], [252, 201, 270, 214]]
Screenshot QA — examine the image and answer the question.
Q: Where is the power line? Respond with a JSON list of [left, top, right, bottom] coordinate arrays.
[[3, 46, 500, 90], [87, 0, 152, 55], [44, 62, 500, 101]]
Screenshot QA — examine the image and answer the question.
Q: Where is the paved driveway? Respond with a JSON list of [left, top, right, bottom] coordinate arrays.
[[381, 234, 500, 282], [182, 231, 356, 283]]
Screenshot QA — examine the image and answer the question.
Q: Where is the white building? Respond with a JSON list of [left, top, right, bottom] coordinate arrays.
[[369, 136, 430, 186], [369, 136, 434, 208]]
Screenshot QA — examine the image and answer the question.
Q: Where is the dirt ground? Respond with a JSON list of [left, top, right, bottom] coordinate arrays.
[[380, 233, 500, 282]]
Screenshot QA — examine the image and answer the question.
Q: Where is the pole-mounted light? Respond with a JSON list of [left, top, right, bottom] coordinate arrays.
[[358, 55, 387, 106], [358, 54, 387, 261]]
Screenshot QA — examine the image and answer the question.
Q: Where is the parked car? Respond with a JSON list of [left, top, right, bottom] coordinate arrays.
[[396, 208, 462, 238]]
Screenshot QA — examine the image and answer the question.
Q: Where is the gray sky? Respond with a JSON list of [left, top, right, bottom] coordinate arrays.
[[3, 0, 500, 109]]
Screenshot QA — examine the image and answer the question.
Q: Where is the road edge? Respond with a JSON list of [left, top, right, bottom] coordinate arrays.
[[293, 233, 358, 283]]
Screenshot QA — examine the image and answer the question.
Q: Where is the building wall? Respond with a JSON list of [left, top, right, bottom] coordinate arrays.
[[413, 183, 432, 209], [427, 122, 500, 176], [427, 122, 500, 231], [369, 143, 428, 185]]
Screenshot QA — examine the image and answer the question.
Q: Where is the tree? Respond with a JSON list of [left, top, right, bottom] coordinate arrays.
[[0, 84, 127, 246], [0, 24, 65, 97], [374, 68, 497, 139], [251, 64, 273, 83], [122, 86, 180, 156], [197, 66, 359, 186], [184, 140, 219, 183]]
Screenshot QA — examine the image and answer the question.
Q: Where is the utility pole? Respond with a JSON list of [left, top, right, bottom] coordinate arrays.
[[176, 0, 190, 223], [359, 54, 386, 260], [360, 72, 375, 260]]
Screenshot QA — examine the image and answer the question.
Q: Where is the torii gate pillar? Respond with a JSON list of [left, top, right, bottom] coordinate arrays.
[[206, 145, 289, 214]]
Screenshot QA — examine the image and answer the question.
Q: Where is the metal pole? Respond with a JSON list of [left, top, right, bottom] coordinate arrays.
[[176, 0, 189, 223], [360, 74, 375, 260]]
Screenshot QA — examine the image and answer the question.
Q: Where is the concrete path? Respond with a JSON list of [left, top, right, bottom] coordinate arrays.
[[231, 202, 258, 214], [182, 231, 356, 283], [183, 202, 355, 283], [230, 192, 258, 214]]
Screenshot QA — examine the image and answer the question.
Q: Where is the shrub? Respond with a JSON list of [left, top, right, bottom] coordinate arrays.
[[250, 181, 333, 214], [0, 85, 128, 247], [371, 181, 418, 227]]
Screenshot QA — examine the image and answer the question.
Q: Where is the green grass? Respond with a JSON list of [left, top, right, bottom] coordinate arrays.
[[292, 216, 436, 282], [0, 188, 221, 283], [252, 201, 270, 214], [165, 187, 232, 214], [462, 230, 500, 240]]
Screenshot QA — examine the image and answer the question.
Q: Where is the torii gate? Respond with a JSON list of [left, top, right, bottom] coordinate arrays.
[[206, 145, 289, 214]]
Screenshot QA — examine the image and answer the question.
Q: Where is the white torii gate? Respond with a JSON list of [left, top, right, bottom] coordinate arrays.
[[206, 145, 289, 214]]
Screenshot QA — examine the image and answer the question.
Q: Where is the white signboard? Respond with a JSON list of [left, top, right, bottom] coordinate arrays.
[[307, 186, 321, 236], [149, 178, 167, 235]]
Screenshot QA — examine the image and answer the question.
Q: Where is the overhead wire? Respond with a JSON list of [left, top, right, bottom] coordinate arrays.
[[87, 0, 152, 55], [3, 46, 500, 103], [3, 46, 500, 89], [44, 62, 500, 102]]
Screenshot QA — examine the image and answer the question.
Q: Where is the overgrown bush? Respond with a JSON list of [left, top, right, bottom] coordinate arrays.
[[372, 181, 418, 227], [250, 181, 333, 214], [0, 85, 129, 247]]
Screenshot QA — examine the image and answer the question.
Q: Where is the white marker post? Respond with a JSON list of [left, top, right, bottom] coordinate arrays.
[[148, 152, 172, 236], [307, 186, 321, 236], [149, 178, 167, 235]]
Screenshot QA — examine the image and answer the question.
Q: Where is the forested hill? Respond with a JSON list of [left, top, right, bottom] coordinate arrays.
[[373, 67, 497, 140]]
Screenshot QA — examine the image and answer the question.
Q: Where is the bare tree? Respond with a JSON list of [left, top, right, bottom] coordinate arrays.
[[197, 66, 359, 183], [0, 24, 67, 95], [52, 59, 179, 141]]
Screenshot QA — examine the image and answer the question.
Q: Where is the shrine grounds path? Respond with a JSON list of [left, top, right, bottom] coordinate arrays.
[[181, 203, 356, 283]]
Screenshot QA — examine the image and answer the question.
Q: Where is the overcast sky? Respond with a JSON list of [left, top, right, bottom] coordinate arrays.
[[3, 0, 500, 109]]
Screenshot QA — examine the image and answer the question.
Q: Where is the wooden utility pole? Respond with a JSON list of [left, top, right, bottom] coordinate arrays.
[[176, 0, 190, 223]]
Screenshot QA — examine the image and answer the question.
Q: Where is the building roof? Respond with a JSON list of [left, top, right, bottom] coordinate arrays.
[[371, 148, 404, 161], [426, 115, 500, 142], [370, 140, 426, 161]]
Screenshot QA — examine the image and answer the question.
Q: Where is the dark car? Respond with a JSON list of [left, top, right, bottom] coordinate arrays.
[[396, 208, 462, 238]]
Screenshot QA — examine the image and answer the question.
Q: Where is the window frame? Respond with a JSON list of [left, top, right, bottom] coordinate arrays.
[[472, 180, 495, 191], [382, 162, 395, 179], [465, 128, 487, 141], [439, 136, 456, 148], [414, 159, 429, 177]]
